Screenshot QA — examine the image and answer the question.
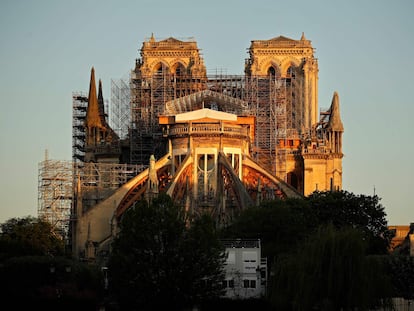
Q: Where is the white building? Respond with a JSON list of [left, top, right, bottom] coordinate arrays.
[[221, 239, 267, 299]]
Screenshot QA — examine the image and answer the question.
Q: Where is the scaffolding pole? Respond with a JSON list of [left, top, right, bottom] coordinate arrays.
[[129, 71, 307, 175], [111, 77, 131, 140], [72, 92, 88, 164], [38, 152, 146, 240], [38, 151, 73, 241]]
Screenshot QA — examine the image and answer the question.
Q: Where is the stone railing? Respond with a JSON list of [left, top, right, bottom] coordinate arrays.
[[302, 146, 329, 154], [168, 124, 249, 137]]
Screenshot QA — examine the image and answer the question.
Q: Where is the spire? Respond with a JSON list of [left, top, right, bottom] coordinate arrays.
[[98, 79, 103, 109], [97, 79, 107, 125], [150, 33, 155, 43], [300, 32, 306, 41], [327, 91, 344, 132], [85, 67, 104, 129]]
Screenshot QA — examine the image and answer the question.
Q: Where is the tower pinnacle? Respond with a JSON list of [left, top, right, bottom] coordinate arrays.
[[85, 67, 104, 129], [327, 91, 344, 132]]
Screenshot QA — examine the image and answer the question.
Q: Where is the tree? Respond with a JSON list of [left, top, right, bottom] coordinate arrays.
[[184, 214, 227, 304], [0, 255, 104, 309], [307, 190, 393, 254], [107, 194, 226, 310], [0, 216, 64, 260], [386, 255, 414, 300], [220, 190, 394, 309], [270, 224, 393, 311], [220, 198, 316, 263], [222, 190, 392, 256], [0, 216, 102, 309]]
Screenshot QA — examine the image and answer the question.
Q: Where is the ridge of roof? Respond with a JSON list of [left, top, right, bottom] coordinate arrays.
[[268, 35, 297, 42]]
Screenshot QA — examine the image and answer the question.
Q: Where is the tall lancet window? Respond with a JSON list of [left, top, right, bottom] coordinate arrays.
[[197, 153, 216, 203]]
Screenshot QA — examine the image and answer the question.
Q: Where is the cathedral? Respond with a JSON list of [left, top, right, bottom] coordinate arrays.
[[71, 34, 344, 263]]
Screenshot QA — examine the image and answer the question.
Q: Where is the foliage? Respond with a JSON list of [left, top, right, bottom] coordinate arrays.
[[220, 198, 315, 262], [386, 255, 414, 300], [0, 216, 103, 309], [0, 255, 103, 309], [184, 214, 227, 302], [270, 224, 393, 311], [220, 190, 394, 309], [222, 190, 391, 258], [107, 194, 226, 310], [307, 190, 392, 254], [198, 298, 274, 310], [0, 216, 64, 260]]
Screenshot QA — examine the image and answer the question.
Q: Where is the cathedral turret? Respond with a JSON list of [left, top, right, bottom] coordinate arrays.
[[97, 79, 107, 126], [146, 155, 159, 201], [302, 91, 343, 195], [85, 67, 105, 147], [84, 67, 120, 163], [326, 91, 344, 154]]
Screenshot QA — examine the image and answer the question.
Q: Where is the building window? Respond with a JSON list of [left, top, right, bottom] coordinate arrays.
[[222, 280, 228, 289], [250, 280, 256, 288], [287, 66, 293, 77], [243, 279, 257, 288], [242, 251, 258, 273], [228, 279, 234, 288]]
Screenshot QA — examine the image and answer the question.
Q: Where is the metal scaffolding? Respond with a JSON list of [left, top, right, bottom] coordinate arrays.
[[48, 36, 309, 244], [38, 153, 146, 240], [110, 77, 131, 140], [129, 71, 305, 175], [38, 151, 73, 241], [130, 70, 207, 164], [74, 162, 146, 211], [72, 92, 88, 164]]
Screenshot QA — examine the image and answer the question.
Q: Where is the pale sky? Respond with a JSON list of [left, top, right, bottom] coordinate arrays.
[[0, 0, 413, 225]]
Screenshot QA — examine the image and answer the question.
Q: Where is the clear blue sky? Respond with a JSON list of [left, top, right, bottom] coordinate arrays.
[[0, 0, 413, 225]]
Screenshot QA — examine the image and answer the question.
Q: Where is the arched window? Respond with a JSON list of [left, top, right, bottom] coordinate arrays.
[[267, 65, 281, 79], [287, 66, 296, 79], [153, 63, 169, 76], [268, 66, 276, 77], [173, 63, 188, 97], [174, 63, 186, 76]]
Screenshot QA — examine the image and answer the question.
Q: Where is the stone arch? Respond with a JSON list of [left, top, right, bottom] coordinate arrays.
[[171, 61, 188, 75], [266, 64, 281, 78], [258, 57, 282, 76], [150, 61, 170, 75], [280, 58, 301, 77]]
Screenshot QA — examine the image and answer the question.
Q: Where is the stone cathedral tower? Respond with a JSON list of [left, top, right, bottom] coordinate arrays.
[[244, 34, 343, 195], [84, 67, 120, 164], [130, 34, 207, 164]]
